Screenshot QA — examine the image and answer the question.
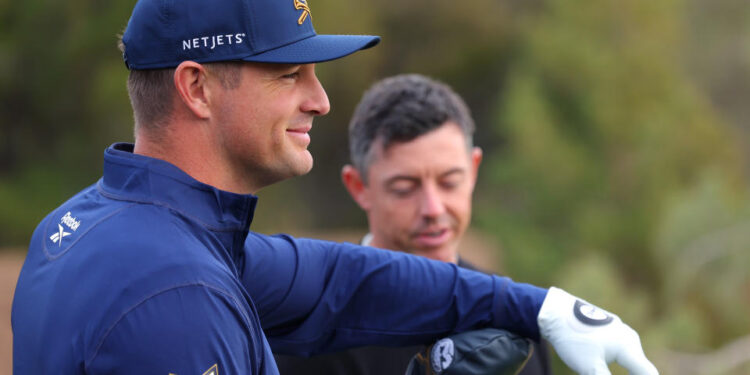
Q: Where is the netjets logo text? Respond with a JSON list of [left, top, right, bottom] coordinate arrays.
[[182, 33, 247, 51], [50, 211, 81, 247]]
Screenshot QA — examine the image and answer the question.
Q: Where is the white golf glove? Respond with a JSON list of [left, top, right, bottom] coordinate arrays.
[[537, 287, 658, 375]]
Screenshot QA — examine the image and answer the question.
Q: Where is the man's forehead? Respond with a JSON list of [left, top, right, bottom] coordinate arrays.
[[368, 128, 472, 180], [373, 123, 471, 161]]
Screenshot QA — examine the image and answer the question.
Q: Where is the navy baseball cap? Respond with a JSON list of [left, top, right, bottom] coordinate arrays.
[[121, 0, 380, 70]]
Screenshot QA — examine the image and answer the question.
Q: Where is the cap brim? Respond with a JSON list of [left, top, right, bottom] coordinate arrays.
[[241, 34, 380, 64]]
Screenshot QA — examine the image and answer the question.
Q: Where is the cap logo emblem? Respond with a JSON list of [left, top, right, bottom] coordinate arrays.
[[294, 0, 311, 25]]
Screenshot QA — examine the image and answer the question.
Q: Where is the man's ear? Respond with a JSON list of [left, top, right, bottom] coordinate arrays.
[[341, 164, 372, 210], [173, 61, 211, 119], [469, 147, 483, 188]]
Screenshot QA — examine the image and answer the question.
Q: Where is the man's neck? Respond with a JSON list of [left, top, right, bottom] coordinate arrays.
[[134, 127, 260, 195], [365, 233, 458, 264]]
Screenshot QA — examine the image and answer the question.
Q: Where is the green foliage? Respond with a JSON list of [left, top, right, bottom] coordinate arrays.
[[473, 0, 750, 372], [478, 0, 743, 286], [0, 0, 132, 245], [0, 165, 94, 246], [655, 174, 750, 345]]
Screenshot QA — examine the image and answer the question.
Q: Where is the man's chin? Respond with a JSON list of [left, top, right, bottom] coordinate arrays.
[[257, 152, 313, 188], [410, 246, 457, 264], [289, 151, 314, 176]]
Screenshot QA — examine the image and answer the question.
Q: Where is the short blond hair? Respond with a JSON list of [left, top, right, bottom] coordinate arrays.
[[118, 37, 242, 133]]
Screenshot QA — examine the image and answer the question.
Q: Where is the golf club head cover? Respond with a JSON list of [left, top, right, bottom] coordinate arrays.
[[404, 328, 532, 375]]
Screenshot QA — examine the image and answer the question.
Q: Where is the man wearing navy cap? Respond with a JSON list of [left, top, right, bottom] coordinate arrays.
[[12, 0, 659, 374]]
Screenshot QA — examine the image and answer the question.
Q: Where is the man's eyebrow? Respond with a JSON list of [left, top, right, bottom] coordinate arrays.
[[383, 168, 466, 186], [261, 63, 302, 74], [439, 168, 466, 178]]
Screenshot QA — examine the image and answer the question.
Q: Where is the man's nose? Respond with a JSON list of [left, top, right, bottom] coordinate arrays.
[[420, 184, 446, 218], [300, 65, 330, 116]]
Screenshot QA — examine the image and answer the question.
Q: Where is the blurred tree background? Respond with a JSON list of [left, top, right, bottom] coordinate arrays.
[[1, 0, 748, 373]]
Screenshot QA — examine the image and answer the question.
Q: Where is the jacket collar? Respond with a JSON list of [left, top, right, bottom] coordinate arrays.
[[99, 143, 257, 232]]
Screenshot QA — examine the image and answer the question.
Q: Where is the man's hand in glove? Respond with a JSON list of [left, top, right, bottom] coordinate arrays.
[[538, 287, 659, 375]]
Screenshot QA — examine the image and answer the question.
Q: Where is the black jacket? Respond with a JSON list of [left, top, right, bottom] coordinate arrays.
[[274, 258, 552, 375]]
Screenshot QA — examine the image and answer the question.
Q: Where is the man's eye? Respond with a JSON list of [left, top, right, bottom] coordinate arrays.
[[390, 188, 413, 197], [282, 72, 300, 80], [440, 179, 460, 190], [440, 173, 465, 190], [388, 181, 417, 197]]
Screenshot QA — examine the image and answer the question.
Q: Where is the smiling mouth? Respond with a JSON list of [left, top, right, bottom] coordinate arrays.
[[286, 127, 311, 145], [287, 126, 310, 133]]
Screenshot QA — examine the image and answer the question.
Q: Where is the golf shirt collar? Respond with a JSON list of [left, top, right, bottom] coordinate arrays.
[[99, 142, 257, 232]]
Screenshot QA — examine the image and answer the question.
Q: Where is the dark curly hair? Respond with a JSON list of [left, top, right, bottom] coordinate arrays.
[[348, 74, 475, 181]]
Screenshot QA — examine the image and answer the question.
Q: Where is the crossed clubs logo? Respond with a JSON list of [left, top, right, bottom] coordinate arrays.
[[294, 0, 311, 25]]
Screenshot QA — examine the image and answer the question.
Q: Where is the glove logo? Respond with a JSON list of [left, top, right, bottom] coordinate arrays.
[[573, 300, 614, 326], [430, 338, 455, 373]]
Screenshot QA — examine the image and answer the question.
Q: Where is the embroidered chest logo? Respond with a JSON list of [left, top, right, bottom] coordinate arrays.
[[50, 211, 81, 247], [168, 363, 218, 375], [294, 0, 311, 25]]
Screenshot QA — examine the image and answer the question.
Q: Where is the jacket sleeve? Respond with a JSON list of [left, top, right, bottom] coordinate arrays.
[[85, 284, 265, 374], [241, 232, 546, 356]]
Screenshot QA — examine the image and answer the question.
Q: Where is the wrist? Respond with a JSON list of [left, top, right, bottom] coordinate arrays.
[[491, 276, 547, 341]]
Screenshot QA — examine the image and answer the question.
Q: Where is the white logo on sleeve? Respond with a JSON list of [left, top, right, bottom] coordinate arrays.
[[49, 211, 81, 247], [430, 338, 455, 373], [60, 211, 81, 231], [49, 224, 71, 246]]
